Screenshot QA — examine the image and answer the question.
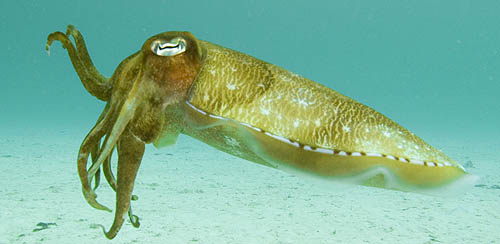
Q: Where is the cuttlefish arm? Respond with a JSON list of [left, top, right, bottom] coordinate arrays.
[[96, 128, 145, 239], [46, 25, 110, 101]]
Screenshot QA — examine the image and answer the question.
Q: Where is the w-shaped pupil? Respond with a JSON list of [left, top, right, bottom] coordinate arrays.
[[159, 43, 179, 50]]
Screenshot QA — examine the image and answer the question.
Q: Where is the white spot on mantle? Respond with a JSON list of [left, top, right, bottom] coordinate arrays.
[[314, 119, 321, 127], [260, 107, 270, 115], [226, 83, 237, 90], [293, 98, 313, 107]]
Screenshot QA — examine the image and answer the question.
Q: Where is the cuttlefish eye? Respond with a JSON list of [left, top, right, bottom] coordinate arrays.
[[151, 37, 187, 56]]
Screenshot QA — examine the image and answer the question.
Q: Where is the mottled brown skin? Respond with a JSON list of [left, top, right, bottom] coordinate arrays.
[[47, 25, 470, 239]]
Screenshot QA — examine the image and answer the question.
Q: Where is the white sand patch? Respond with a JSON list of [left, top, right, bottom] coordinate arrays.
[[1, 126, 499, 243]]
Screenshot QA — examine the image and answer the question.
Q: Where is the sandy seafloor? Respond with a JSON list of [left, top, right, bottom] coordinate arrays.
[[0, 125, 498, 244], [2, 1, 500, 243]]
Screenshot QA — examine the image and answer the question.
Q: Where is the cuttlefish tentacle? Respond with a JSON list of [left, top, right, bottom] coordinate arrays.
[[65, 25, 108, 87], [77, 113, 112, 212], [88, 103, 113, 192], [86, 104, 123, 187], [102, 144, 140, 227], [79, 87, 144, 219], [46, 28, 111, 101], [90, 138, 101, 191], [98, 128, 145, 239], [102, 149, 116, 191], [87, 69, 143, 179], [85, 100, 126, 187], [89, 104, 109, 191], [88, 130, 112, 185], [77, 102, 118, 211]]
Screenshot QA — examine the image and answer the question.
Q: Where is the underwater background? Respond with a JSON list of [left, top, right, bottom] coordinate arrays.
[[1, 0, 499, 243]]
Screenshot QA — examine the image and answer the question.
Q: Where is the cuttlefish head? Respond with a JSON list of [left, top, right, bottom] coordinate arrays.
[[47, 26, 204, 239], [104, 31, 204, 143]]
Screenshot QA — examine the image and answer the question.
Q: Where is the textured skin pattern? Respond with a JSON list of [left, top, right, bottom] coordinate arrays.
[[188, 41, 457, 167]]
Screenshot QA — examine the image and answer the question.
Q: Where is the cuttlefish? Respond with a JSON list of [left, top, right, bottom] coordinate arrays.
[[47, 25, 474, 239]]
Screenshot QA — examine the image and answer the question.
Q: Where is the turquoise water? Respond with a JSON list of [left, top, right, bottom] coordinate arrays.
[[1, 1, 499, 243], [3, 1, 499, 137]]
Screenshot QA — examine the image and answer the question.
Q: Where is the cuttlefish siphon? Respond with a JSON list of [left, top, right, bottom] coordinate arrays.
[[46, 25, 475, 239]]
